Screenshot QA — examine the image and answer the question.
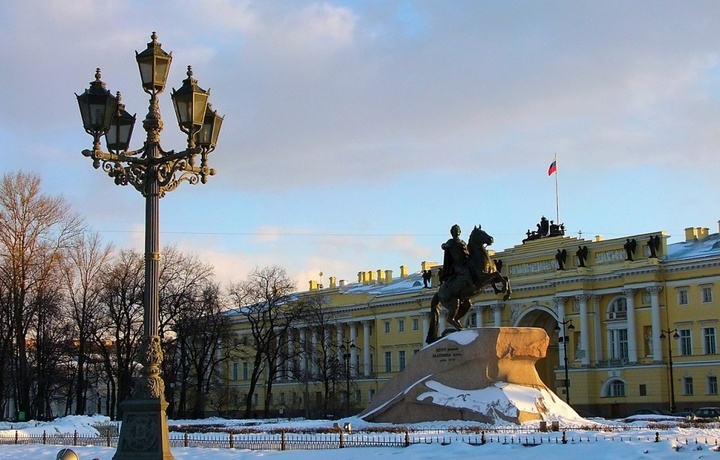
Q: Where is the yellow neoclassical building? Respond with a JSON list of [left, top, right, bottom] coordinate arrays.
[[225, 222, 720, 419]]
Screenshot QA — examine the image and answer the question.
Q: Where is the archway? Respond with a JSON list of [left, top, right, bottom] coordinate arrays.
[[515, 307, 560, 395]]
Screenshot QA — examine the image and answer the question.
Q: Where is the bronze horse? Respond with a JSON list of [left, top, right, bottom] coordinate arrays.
[[425, 225, 511, 344]]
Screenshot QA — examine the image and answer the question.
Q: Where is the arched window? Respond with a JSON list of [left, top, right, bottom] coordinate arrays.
[[602, 378, 626, 397], [607, 297, 627, 320]]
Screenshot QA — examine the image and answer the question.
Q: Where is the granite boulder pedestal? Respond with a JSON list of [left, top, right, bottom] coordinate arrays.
[[359, 327, 579, 424]]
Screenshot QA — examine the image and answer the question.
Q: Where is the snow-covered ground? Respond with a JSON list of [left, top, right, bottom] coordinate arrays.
[[1, 414, 720, 460]]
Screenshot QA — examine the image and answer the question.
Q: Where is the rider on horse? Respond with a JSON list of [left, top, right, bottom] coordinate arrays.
[[441, 224, 470, 287]]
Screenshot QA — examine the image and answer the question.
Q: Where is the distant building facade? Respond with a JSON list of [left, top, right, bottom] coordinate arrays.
[[223, 223, 720, 419]]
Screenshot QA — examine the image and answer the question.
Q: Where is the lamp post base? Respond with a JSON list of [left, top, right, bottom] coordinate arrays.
[[113, 398, 174, 460]]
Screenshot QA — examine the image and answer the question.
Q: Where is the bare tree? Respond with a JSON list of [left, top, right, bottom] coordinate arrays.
[[62, 231, 114, 415], [0, 171, 83, 419], [227, 266, 307, 418], [180, 283, 230, 419], [300, 294, 343, 416], [94, 249, 144, 419], [154, 246, 218, 418], [157, 245, 216, 337]]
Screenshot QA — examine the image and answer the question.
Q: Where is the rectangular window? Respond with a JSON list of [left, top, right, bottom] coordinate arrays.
[[708, 376, 718, 395], [354, 389, 361, 403], [610, 329, 629, 360], [412, 318, 419, 331], [677, 288, 689, 305], [703, 327, 717, 354], [384, 321, 390, 334], [468, 312, 478, 328], [242, 362, 249, 380], [232, 362, 239, 381], [252, 393, 259, 406], [639, 384, 647, 396], [369, 388, 376, 402], [398, 350, 406, 371], [683, 377, 694, 396], [384, 351, 392, 372], [279, 392, 285, 404], [702, 286, 713, 303], [679, 329, 692, 356], [398, 319, 405, 332]]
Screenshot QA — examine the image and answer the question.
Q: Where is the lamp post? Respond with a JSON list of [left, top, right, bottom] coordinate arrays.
[[76, 32, 223, 460], [660, 328, 680, 413], [555, 319, 575, 404], [339, 340, 355, 416]]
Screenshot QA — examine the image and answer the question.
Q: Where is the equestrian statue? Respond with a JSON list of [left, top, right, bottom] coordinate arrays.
[[425, 224, 511, 344]]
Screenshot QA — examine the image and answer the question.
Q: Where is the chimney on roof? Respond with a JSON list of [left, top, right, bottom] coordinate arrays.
[[329, 276, 336, 289], [385, 269, 393, 284], [309, 280, 318, 291], [367, 270, 375, 284], [685, 227, 709, 242], [377, 269, 383, 284], [339, 279, 346, 288], [421, 261, 439, 271], [400, 265, 408, 278]]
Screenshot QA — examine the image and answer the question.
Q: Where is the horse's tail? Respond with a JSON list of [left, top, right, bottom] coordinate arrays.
[[431, 291, 440, 307]]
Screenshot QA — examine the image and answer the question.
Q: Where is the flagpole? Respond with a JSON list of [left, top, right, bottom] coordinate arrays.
[[554, 154, 560, 224]]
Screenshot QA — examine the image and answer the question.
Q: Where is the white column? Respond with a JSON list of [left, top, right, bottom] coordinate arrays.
[[299, 329, 307, 374], [577, 295, 590, 366], [492, 304, 503, 327], [336, 325, 343, 351], [286, 329, 294, 380], [363, 320, 371, 376], [623, 288, 638, 363], [554, 296, 568, 366], [422, 313, 429, 343], [311, 329, 319, 376], [350, 322, 358, 376], [648, 286, 663, 361], [592, 296, 602, 364]]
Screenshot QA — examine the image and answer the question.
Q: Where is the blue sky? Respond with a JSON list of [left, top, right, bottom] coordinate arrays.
[[1, 1, 720, 289]]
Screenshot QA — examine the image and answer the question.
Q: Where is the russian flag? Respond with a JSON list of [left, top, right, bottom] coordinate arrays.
[[547, 160, 557, 176]]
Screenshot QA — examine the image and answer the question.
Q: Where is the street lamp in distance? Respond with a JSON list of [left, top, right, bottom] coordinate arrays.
[[554, 319, 575, 405], [660, 328, 680, 413], [339, 340, 355, 417]]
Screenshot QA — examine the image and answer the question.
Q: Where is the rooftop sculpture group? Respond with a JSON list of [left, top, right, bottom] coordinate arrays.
[[523, 216, 564, 242]]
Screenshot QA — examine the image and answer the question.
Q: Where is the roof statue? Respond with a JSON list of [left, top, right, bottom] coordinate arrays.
[[523, 215, 565, 243]]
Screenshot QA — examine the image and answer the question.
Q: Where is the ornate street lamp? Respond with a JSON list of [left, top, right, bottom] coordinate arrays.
[[555, 319, 575, 404], [76, 32, 223, 460], [339, 340, 355, 417], [660, 328, 680, 413]]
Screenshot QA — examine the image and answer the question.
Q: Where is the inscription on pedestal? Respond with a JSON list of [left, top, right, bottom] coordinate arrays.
[[431, 346, 463, 363]]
